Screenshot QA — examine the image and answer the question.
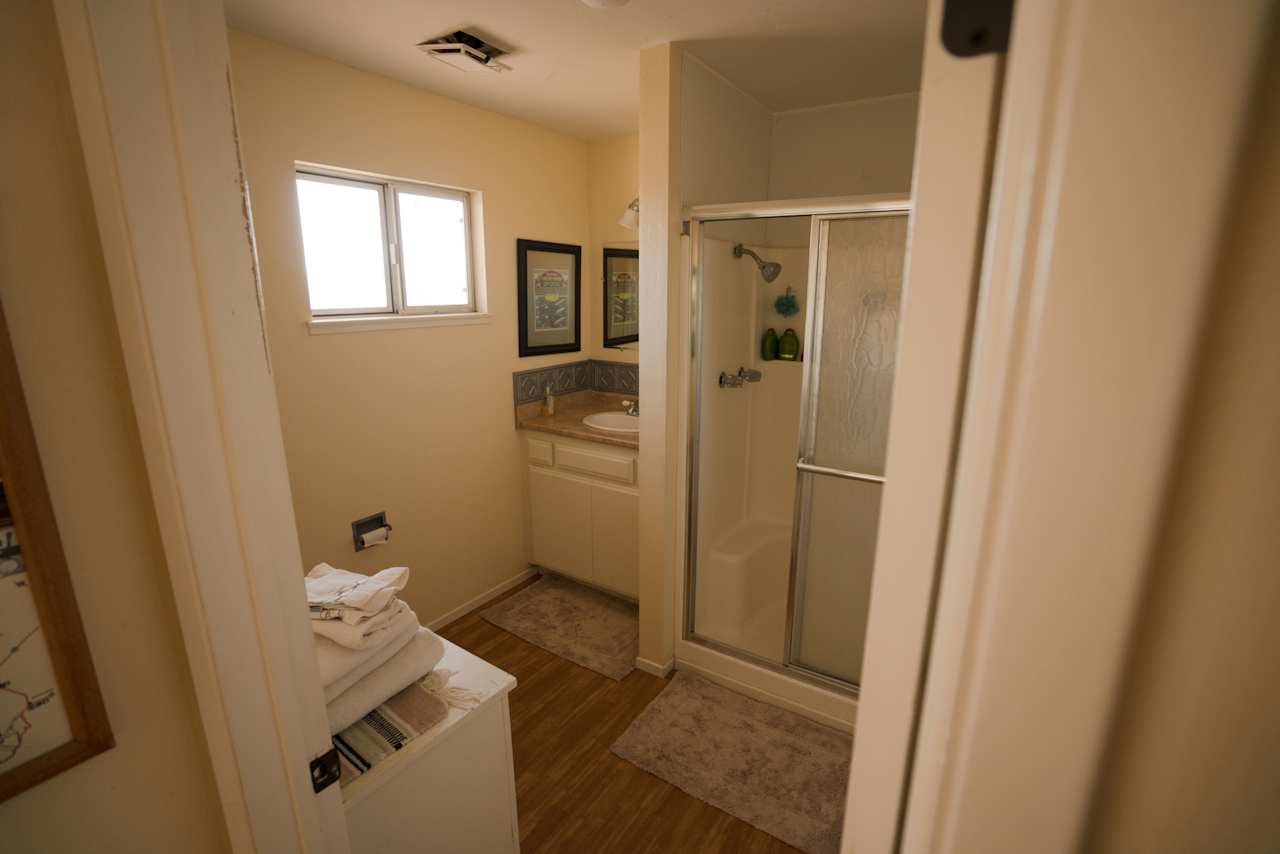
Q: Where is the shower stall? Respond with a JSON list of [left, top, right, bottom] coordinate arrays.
[[682, 196, 910, 710]]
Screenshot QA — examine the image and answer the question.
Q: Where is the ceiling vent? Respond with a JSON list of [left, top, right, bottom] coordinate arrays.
[[417, 30, 511, 73]]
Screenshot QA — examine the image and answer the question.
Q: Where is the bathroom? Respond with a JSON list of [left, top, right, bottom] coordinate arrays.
[[9, 0, 1274, 852], [216, 2, 923, 844]]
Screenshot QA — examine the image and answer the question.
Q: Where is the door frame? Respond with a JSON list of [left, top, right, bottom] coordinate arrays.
[[852, 1, 1272, 852], [52, 2, 349, 851]]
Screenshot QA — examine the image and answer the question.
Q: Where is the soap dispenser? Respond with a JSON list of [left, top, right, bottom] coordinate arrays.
[[544, 384, 556, 416]]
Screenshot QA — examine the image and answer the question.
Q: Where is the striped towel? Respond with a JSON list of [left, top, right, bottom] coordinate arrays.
[[332, 669, 487, 786]]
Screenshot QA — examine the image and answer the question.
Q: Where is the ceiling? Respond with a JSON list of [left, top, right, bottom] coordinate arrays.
[[224, 0, 926, 140]]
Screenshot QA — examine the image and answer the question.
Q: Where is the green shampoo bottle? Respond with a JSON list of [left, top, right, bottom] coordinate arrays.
[[761, 327, 779, 361], [778, 328, 801, 361]]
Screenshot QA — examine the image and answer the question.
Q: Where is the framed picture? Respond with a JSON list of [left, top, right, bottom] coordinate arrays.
[[517, 239, 582, 357], [0, 301, 113, 803], [602, 248, 639, 348]]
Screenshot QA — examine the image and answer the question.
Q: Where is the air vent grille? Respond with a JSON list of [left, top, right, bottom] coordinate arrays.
[[416, 30, 511, 73]]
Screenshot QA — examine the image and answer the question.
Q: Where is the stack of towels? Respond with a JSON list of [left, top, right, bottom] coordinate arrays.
[[306, 563, 445, 734]]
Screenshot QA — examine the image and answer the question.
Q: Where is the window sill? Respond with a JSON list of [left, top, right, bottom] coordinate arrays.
[[307, 312, 491, 335]]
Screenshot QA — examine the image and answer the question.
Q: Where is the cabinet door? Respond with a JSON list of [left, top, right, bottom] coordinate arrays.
[[590, 482, 639, 599], [529, 466, 592, 580]]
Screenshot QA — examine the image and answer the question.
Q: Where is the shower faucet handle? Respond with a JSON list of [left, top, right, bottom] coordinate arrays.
[[719, 371, 744, 388], [719, 367, 761, 389]]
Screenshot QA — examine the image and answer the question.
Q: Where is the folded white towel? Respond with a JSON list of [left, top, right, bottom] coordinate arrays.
[[315, 606, 418, 702], [306, 563, 409, 624], [312, 599, 410, 650], [325, 627, 446, 734]]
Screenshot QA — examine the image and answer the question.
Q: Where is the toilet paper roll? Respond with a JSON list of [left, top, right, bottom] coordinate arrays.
[[359, 525, 391, 549]]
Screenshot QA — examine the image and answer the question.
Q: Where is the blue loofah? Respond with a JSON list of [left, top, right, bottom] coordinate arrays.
[[774, 287, 799, 318]]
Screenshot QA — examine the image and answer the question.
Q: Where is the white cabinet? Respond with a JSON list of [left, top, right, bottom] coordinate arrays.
[[590, 483, 639, 599], [343, 641, 519, 854], [524, 432, 638, 599], [529, 466, 593, 580]]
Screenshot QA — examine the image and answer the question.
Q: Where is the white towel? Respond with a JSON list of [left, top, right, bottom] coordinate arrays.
[[312, 599, 410, 650], [306, 563, 409, 624], [325, 627, 446, 734], [315, 607, 418, 701]]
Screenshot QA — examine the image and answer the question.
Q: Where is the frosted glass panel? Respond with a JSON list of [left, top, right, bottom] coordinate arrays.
[[810, 215, 908, 477], [791, 475, 882, 683]]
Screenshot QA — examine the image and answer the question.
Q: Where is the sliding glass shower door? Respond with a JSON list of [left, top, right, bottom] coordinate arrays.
[[685, 203, 909, 694], [788, 213, 908, 686]]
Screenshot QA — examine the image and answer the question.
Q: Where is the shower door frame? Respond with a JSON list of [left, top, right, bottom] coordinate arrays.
[[680, 195, 911, 726]]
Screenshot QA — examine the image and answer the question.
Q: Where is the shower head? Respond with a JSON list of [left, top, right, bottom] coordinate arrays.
[[733, 244, 782, 283]]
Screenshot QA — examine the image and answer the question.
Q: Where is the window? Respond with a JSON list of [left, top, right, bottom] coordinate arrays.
[[295, 168, 477, 320]]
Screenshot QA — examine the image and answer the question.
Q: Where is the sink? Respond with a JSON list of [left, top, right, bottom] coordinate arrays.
[[582, 411, 640, 434]]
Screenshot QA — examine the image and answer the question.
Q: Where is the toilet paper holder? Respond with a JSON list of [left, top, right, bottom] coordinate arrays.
[[352, 511, 393, 552]]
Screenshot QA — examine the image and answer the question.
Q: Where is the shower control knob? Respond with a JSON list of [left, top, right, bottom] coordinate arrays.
[[719, 371, 744, 389], [719, 367, 761, 388]]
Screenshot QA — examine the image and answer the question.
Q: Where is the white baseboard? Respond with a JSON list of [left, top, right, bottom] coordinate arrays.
[[426, 567, 538, 631], [635, 656, 674, 678]]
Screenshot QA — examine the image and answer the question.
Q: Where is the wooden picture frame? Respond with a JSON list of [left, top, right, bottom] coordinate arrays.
[[517, 239, 582, 357], [602, 248, 640, 349], [0, 300, 112, 802]]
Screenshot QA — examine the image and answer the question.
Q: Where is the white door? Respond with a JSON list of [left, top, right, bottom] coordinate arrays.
[[54, 2, 350, 850]]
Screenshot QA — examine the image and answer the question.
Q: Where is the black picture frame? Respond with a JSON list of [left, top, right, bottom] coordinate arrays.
[[602, 247, 640, 349], [517, 238, 582, 357]]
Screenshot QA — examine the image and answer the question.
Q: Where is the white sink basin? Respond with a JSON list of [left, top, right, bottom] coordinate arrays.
[[582, 411, 640, 434]]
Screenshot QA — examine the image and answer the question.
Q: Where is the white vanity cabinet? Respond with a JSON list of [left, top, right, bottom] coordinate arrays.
[[523, 432, 639, 599]]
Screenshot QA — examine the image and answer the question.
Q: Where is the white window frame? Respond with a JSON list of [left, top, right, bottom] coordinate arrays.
[[295, 164, 481, 325]]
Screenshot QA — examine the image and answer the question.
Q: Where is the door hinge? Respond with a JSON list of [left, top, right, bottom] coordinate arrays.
[[942, 0, 1014, 57], [681, 220, 690, 236], [310, 747, 341, 794]]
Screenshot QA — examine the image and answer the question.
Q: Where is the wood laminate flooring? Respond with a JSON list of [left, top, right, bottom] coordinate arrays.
[[438, 578, 801, 854]]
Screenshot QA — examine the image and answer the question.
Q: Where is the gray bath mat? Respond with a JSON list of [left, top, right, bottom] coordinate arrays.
[[611, 671, 852, 854], [480, 573, 638, 679]]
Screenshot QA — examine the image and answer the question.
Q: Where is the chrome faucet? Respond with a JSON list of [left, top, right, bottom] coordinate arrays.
[[719, 366, 762, 388], [621, 400, 639, 417]]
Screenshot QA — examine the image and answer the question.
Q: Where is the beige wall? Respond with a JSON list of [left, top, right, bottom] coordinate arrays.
[[636, 43, 683, 667], [765, 93, 917, 245], [769, 94, 919, 200], [229, 31, 593, 624], [0, 3, 229, 850], [587, 134, 640, 365], [680, 54, 773, 209], [1086, 27, 1280, 853]]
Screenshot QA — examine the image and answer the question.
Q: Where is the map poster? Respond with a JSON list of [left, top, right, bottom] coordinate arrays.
[[0, 494, 73, 771], [532, 268, 571, 332], [0, 298, 112, 803]]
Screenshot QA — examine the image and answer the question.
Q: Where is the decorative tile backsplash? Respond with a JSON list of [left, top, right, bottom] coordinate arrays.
[[512, 359, 639, 404], [589, 361, 639, 396]]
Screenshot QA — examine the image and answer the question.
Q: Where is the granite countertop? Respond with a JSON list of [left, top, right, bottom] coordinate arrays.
[[516, 390, 639, 450]]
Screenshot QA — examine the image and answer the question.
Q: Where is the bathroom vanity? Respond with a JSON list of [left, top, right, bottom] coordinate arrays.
[[517, 394, 639, 600]]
